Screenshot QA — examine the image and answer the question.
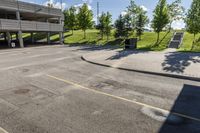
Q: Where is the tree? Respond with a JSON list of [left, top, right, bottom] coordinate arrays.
[[47, 0, 53, 8], [77, 3, 93, 39], [126, 0, 149, 38], [123, 12, 133, 34], [104, 12, 112, 40], [47, 3, 53, 8], [127, 0, 140, 30], [98, 12, 106, 39], [64, 6, 77, 35], [114, 15, 128, 38], [168, 0, 185, 31], [136, 8, 149, 40], [185, 0, 200, 45], [151, 0, 170, 44]]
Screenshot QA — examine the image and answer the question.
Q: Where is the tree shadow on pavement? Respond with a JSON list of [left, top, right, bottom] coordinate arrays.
[[159, 84, 200, 133], [106, 49, 149, 60], [162, 52, 200, 73]]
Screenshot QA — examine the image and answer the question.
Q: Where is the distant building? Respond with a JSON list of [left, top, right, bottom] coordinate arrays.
[[0, 0, 64, 48]]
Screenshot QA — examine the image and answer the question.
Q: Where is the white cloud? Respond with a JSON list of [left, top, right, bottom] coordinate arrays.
[[121, 11, 127, 16], [172, 20, 185, 30], [74, 3, 92, 10], [140, 5, 148, 11], [82, 0, 93, 4], [44, 0, 67, 10]]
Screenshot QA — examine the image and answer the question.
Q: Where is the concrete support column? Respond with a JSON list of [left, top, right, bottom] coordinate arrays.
[[16, 11, 24, 48], [16, 33, 18, 41], [59, 32, 62, 44], [59, 17, 63, 45], [31, 32, 34, 44], [18, 31, 24, 48], [6, 32, 11, 47], [47, 32, 51, 44], [46, 19, 51, 44], [4, 33, 7, 41]]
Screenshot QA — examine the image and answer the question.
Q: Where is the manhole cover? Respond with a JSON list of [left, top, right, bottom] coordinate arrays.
[[14, 89, 30, 94]]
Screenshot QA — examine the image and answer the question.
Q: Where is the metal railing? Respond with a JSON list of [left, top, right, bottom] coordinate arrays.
[[0, 19, 63, 32], [0, 0, 62, 17]]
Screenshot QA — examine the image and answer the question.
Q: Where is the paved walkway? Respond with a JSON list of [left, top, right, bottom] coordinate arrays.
[[82, 47, 200, 79]]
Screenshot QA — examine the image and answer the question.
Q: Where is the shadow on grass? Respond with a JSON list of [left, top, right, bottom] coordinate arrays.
[[65, 38, 124, 46], [162, 52, 200, 73], [159, 84, 200, 133], [51, 34, 72, 42], [66, 39, 125, 52], [138, 32, 171, 51], [23, 32, 71, 43]]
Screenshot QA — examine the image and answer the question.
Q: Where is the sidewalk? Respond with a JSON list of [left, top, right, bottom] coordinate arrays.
[[82, 48, 200, 81]]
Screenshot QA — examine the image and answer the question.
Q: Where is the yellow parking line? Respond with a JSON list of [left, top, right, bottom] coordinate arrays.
[[0, 127, 9, 133], [46, 74, 200, 122]]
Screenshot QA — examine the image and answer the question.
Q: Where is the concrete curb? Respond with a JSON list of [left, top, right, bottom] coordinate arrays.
[[81, 56, 200, 82]]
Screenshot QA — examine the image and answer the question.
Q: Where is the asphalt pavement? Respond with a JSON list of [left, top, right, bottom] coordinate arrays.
[[0, 45, 200, 133]]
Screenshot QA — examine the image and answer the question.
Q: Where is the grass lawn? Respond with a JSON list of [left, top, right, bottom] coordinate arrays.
[[4, 29, 199, 52], [179, 32, 200, 52], [64, 29, 121, 46], [64, 29, 173, 51], [137, 32, 172, 51], [18, 29, 174, 51]]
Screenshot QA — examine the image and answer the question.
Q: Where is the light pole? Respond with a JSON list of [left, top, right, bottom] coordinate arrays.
[[60, 0, 64, 44], [61, 0, 63, 11], [97, 2, 99, 25]]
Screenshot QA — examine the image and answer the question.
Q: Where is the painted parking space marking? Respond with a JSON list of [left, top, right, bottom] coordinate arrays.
[[46, 74, 200, 123], [0, 127, 9, 133]]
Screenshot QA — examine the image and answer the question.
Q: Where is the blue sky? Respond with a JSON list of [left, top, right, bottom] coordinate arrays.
[[21, 0, 192, 29]]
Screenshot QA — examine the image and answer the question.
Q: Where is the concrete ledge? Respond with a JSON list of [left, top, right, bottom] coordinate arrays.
[[81, 56, 200, 82]]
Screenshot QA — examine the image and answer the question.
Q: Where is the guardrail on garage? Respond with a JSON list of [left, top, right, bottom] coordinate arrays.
[[0, 19, 63, 32], [0, 0, 62, 17]]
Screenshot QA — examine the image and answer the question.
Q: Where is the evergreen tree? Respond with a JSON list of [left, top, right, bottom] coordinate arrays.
[[114, 15, 128, 38], [64, 6, 77, 35], [47, 0, 53, 8], [127, 0, 140, 30], [77, 3, 93, 39], [185, 0, 200, 44], [136, 8, 149, 40], [104, 12, 112, 40], [152, 0, 170, 44], [98, 12, 106, 39], [124, 12, 133, 33]]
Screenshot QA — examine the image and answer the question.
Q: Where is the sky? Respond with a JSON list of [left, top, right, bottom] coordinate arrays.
[[20, 0, 192, 29]]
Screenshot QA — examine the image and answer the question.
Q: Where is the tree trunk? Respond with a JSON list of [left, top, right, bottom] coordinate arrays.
[[158, 31, 170, 45], [107, 33, 109, 41], [153, 32, 160, 47], [139, 35, 141, 41], [169, 22, 172, 32], [192, 34, 196, 50], [157, 32, 160, 44], [83, 30, 86, 39]]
